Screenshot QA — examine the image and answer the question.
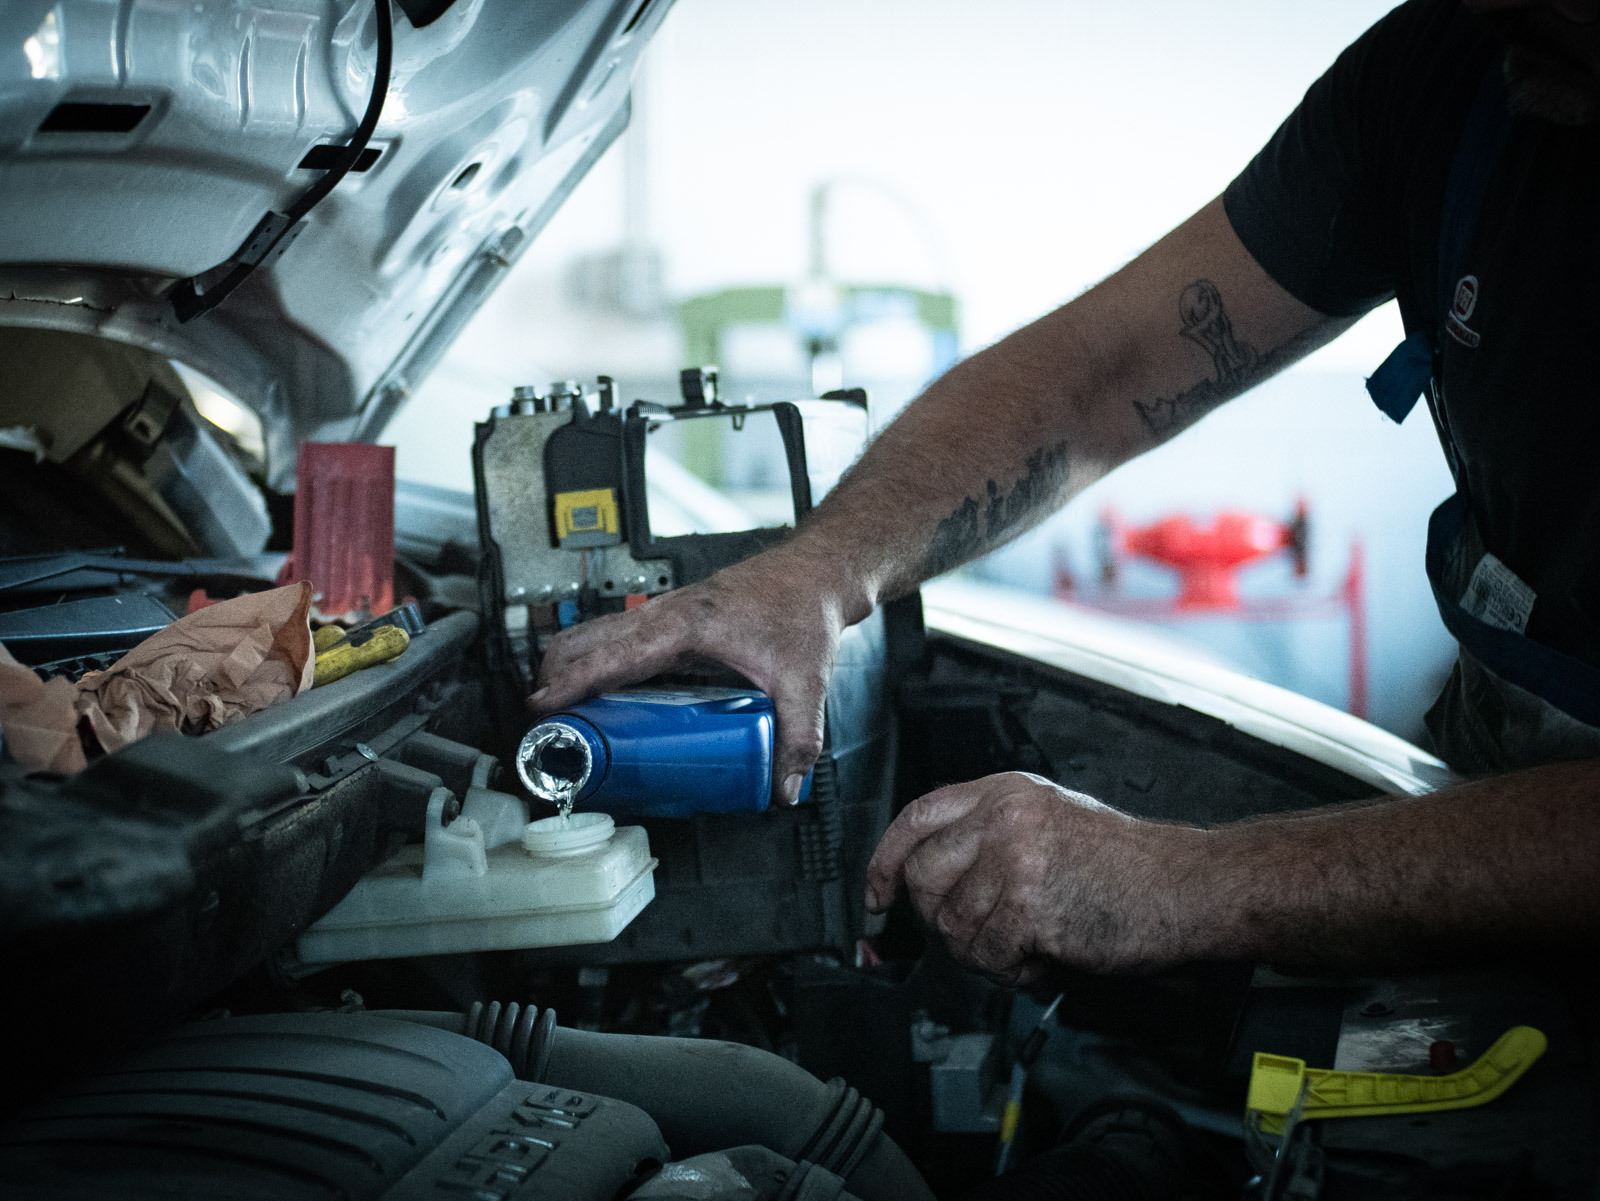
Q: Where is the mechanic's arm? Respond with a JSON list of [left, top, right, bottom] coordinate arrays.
[[864, 762, 1600, 980], [758, 194, 1346, 628], [534, 196, 1354, 801]]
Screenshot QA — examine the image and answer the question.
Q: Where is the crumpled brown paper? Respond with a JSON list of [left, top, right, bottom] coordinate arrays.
[[0, 642, 87, 774], [0, 582, 315, 774]]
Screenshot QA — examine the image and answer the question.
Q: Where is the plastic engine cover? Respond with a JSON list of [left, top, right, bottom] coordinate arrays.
[[0, 1013, 667, 1201]]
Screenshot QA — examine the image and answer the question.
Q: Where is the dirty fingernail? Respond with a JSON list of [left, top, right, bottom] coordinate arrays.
[[864, 885, 882, 912], [782, 773, 805, 806]]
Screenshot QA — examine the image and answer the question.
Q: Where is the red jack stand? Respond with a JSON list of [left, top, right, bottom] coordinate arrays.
[[1055, 502, 1368, 719]]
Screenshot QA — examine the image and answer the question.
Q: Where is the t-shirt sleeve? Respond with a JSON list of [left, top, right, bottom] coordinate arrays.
[[1223, 3, 1431, 318]]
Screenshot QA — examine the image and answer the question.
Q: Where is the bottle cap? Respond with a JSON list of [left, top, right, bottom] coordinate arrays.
[[522, 811, 614, 857]]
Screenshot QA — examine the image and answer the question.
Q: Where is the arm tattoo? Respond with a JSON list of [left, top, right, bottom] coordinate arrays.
[[922, 280, 1325, 579], [1133, 279, 1260, 436], [925, 440, 1070, 577]]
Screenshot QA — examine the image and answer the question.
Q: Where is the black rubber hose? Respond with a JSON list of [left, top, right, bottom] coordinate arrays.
[[373, 1007, 933, 1201], [171, 0, 392, 321], [542, 1026, 933, 1201], [375, 1003, 557, 1083]]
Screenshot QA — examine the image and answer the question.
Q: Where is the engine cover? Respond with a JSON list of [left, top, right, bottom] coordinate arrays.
[[0, 1013, 668, 1201]]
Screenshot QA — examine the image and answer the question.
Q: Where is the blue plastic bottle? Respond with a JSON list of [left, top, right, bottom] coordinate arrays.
[[516, 687, 812, 818]]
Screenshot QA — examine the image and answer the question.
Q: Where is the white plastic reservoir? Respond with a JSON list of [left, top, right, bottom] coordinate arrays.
[[296, 787, 657, 966]]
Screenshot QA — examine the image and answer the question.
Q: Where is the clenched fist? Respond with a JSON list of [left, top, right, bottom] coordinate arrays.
[[864, 773, 1214, 983]]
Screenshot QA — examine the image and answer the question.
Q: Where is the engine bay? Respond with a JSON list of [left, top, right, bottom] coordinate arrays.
[[3, 0, 1598, 1178], [3, 336, 1594, 1200]]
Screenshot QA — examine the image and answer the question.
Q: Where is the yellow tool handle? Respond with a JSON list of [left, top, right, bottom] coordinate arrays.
[[313, 624, 346, 653], [312, 624, 409, 688], [1247, 1025, 1546, 1131]]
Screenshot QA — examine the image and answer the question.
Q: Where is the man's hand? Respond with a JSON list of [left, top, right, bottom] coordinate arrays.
[[531, 546, 850, 806], [864, 773, 1210, 982], [868, 763, 1600, 979]]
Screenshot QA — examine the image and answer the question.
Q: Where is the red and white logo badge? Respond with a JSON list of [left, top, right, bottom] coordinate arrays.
[[1445, 274, 1481, 348]]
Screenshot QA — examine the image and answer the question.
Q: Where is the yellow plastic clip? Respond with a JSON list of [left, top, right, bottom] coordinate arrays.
[[1246, 1025, 1546, 1134], [553, 487, 620, 547], [313, 624, 410, 688]]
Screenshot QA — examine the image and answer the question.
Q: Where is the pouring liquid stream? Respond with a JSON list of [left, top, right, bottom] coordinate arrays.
[[550, 777, 577, 824]]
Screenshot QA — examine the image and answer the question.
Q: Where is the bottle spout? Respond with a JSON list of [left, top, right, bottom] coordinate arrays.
[[516, 720, 596, 806]]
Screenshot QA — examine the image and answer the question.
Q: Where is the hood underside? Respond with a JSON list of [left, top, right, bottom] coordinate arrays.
[[0, 0, 668, 487]]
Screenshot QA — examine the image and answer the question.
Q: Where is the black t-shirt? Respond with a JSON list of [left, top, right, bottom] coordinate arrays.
[[1224, 0, 1600, 669]]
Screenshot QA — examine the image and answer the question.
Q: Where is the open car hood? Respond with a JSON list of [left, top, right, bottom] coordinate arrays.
[[922, 579, 1454, 797], [0, 0, 667, 488]]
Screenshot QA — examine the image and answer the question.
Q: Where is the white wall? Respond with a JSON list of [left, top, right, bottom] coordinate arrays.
[[644, 0, 1404, 366], [386, 0, 1460, 739]]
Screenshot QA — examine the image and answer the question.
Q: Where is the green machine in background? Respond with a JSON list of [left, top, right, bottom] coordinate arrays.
[[679, 178, 960, 405], [671, 279, 956, 504], [678, 281, 959, 396]]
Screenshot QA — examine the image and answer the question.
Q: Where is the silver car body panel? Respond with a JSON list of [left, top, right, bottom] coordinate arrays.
[[923, 579, 1454, 797], [0, 0, 668, 487]]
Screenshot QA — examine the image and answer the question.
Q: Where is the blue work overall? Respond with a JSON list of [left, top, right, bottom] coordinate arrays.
[[1366, 67, 1600, 767]]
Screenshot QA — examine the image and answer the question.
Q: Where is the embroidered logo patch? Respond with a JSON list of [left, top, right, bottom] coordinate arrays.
[[1445, 274, 1481, 348]]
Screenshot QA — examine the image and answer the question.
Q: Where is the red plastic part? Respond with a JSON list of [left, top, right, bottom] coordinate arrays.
[[289, 442, 395, 620], [1066, 504, 1370, 719], [1344, 542, 1368, 720], [1112, 510, 1294, 610]]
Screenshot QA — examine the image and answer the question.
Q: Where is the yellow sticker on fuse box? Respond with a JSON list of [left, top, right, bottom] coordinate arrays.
[[554, 487, 621, 548]]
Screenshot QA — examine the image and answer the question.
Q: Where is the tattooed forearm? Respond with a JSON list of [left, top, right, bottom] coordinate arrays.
[[925, 440, 1070, 577], [916, 263, 1338, 582], [1133, 279, 1261, 436], [1133, 280, 1338, 437], [1132, 375, 1232, 439]]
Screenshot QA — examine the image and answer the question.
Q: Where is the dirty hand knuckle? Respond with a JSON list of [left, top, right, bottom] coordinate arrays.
[[934, 903, 968, 940], [990, 793, 1040, 834], [790, 730, 825, 761], [902, 795, 939, 829], [902, 854, 931, 894]]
